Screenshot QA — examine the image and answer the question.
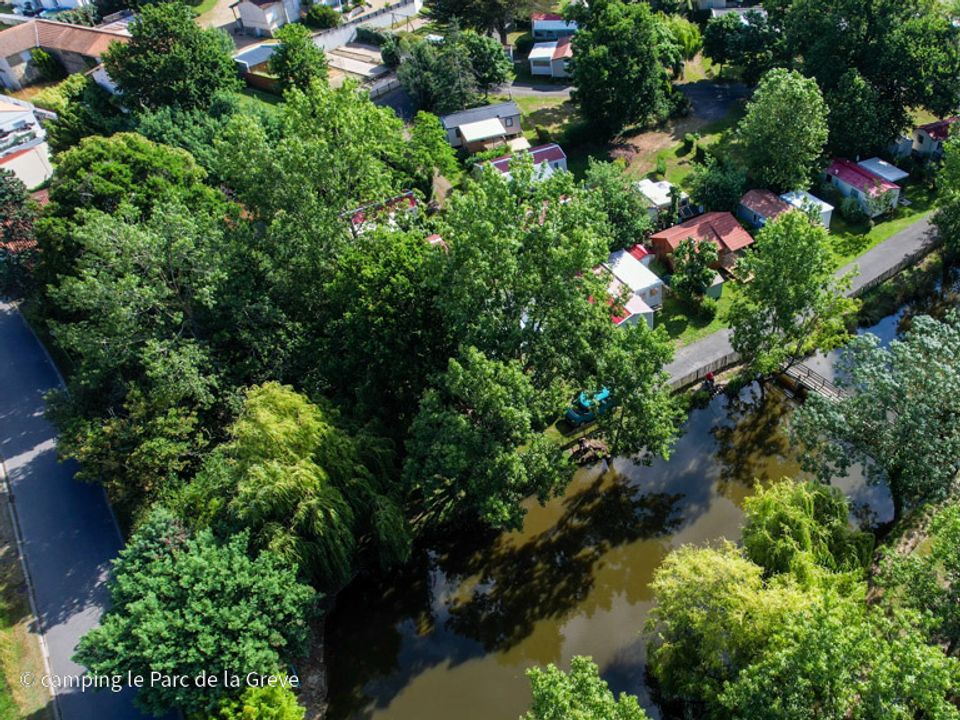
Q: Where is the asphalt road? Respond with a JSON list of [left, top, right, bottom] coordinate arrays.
[[664, 215, 938, 387], [0, 301, 147, 720]]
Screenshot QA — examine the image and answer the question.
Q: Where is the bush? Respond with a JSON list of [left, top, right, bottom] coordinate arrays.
[[698, 296, 718, 320], [514, 32, 534, 55], [30, 48, 66, 82], [535, 125, 552, 144], [30, 73, 86, 113], [683, 132, 700, 150], [380, 35, 401, 68], [356, 24, 390, 45], [304, 3, 340, 29], [840, 195, 869, 225], [655, 155, 667, 176]]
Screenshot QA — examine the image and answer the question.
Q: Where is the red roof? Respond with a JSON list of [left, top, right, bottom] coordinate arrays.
[[348, 190, 417, 228], [918, 117, 959, 142], [627, 243, 649, 262], [552, 36, 573, 60], [489, 143, 567, 174], [825, 158, 899, 194], [532, 12, 565, 21], [650, 212, 754, 254], [740, 189, 791, 220]]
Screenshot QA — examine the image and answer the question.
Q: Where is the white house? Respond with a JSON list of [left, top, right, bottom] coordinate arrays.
[[607, 274, 654, 329], [531, 12, 577, 40], [780, 190, 834, 229], [487, 143, 567, 182], [9, 0, 91, 14], [527, 36, 572, 79], [635, 177, 697, 221], [604, 247, 664, 309], [230, 0, 301, 37], [913, 117, 958, 159], [0, 143, 53, 189], [856, 157, 910, 185], [0, 96, 45, 155], [824, 158, 900, 217], [440, 101, 523, 151], [737, 189, 791, 229]]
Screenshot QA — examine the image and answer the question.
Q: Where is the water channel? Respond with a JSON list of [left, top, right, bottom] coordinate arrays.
[[325, 302, 917, 720]]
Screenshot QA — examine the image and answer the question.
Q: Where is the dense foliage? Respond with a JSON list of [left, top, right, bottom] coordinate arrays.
[[523, 656, 650, 720], [269, 23, 329, 92], [671, 237, 718, 304]]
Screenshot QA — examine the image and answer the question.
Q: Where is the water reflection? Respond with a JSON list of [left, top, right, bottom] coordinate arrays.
[[326, 383, 890, 720]]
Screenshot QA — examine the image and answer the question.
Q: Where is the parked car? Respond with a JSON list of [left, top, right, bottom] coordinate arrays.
[[565, 388, 612, 426]]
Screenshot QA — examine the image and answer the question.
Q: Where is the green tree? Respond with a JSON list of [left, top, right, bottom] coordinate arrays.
[[0, 169, 37, 296], [736, 68, 829, 192], [569, 0, 673, 137], [269, 23, 329, 92], [823, 68, 885, 158], [74, 509, 315, 717], [671, 237, 718, 303], [702, 12, 741, 72], [44, 75, 129, 154], [303, 2, 340, 28], [791, 312, 960, 523], [407, 110, 459, 191], [583, 158, 653, 251], [660, 13, 701, 63], [728, 211, 857, 378], [103, 2, 241, 111], [397, 34, 478, 114], [742, 478, 872, 579], [523, 656, 650, 720], [214, 685, 304, 720], [687, 156, 746, 212], [460, 29, 512, 97], [403, 346, 573, 530], [426, 0, 534, 43], [935, 132, 960, 260]]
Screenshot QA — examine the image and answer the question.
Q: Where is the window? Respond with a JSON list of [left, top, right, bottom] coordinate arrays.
[[531, 59, 551, 67], [504, 117, 514, 127]]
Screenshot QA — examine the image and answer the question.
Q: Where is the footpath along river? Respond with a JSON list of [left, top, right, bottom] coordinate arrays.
[[323, 307, 915, 720]]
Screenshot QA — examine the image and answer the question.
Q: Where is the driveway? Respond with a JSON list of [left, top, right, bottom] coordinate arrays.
[[676, 80, 751, 122], [502, 80, 572, 98], [0, 302, 148, 720]]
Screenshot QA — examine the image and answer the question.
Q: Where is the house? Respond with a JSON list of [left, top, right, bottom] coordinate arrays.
[[604, 247, 665, 309], [779, 190, 834, 228], [8, 0, 92, 16], [824, 158, 900, 217], [531, 12, 577, 40], [737, 189, 792, 229], [888, 134, 913, 160], [625, 241, 653, 267], [856, 157, 910, 185], [635, 178, 698, 221], [0, 142, 53, 189], [346, 190, 417, 235], [230, 0, 302, 37], [527, 36, 572, 79], [0, 19, 129, 91], [440, 101, 523, 152], [709, 6, 767, 21], [0, 96, 51, 188], [650, 211, 754, 273], [607, 273, 654, 329], [913, 117, 958, 159], [486, 143, 567, 182]]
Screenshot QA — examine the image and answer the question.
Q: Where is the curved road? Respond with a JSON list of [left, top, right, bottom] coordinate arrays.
[[0, 301, 147, 720]]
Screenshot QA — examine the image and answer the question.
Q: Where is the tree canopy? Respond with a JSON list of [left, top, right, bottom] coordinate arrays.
[[269, 23, 329, 93], [523, 656, 650, 720]]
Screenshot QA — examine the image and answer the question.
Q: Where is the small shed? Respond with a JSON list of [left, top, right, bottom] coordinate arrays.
[[780, 190, 834, 229], [738, 189, 791, 229]]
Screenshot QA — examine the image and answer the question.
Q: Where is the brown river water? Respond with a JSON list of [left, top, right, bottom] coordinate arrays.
[[325, 380, 894, 720]]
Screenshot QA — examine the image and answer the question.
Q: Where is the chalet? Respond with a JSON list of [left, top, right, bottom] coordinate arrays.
[[230, 0, 302, 37], [606, 273, 654, 329], [856, 157, 909, 185], [531, 12, 577, 40], [737, 189, 791, 229], [486, 143, 567, 182], [527, 36, 572, 79], [636, 178, 697, 221], [913, 117, 958, 159], [604, 247, 664, 309], [346, 190, 417, 235], [650, 211, 754, 273], [824, 158, 900, 217], [779, 190, 834, 229], [440, 101, 524, 152]]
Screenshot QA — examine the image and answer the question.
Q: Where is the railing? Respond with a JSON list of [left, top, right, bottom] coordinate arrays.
[[782, 362, 847, 401]]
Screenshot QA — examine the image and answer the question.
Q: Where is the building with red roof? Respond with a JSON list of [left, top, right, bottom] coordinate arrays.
[[737, 189, 792, 229], [913, 116, 959, 159], [649, 212, 754, 271], [487, 143, 567, 181], [528, 36, 573, 78], [824, 158, 900, 217], [531, 12, 577, 39]]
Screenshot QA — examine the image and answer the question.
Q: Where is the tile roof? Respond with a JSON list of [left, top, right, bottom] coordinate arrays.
[[650, 211, 754, 253], [626, 243, 650, 261], [826, 158, 900, 194], [739, 189, 791, 220], [0, 19, 128, 60], [918, 117, 959, 142]]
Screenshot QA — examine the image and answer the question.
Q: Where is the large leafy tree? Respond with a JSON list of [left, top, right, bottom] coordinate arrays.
[[523, 656, 650, 720], [736, 68, 829, 192], [728, 211, 858, 378], [426, 0, 538, 43], [671, 237, 718, 303], [687, 156, 746, 213], [702, 10, 778, 83], [397, 31, 482, 115], [103, 2, 241, 111], [74, 509, 316, 717], [269, 23, 329, 93], [582, 158, 653, 251], [569, 0, 673, 137], [935, 132, 960, 260], [459, 29, 512, 97], [0, 169, 36, 295], [791, 312, 960, 522]]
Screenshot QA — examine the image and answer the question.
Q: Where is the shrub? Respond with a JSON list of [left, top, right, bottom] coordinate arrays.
[[356, 24, 389, 45], [514, 32, 534, 55], [655, 155, 667, 176], [683, 132, 700, 150], [535, 125, 552, 144], [30, 73, 86, 113], [30, 48, 66, 82], [840, 195, 869, 225], [304, 3, 340, 29], [380, 35, 401, 68]]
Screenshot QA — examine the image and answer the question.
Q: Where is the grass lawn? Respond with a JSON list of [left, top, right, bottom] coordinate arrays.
[[237, 86, 283, 110], [828, 184, 936, 269], [659, 281, 741, 347], [192, 0, 220, 17]]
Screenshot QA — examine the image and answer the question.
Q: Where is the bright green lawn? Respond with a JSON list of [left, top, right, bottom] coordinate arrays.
[[192, 0, 220, 17], [660, 281, 742, 347], [237, 86, 282, 110]]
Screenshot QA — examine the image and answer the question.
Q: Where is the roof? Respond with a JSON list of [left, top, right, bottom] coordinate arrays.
[[233, 42, 278, 71], [599, 269, 653, 326], [348, 190, 417, 228], [917, 117, 959, 142], [553, 36, 573, 60], [440, 101, 520, 130], [528, 41, 556, 61], [604, 249, 662, 293], [826, 158, 899, 194], [856, 157, 910, 183], [0, 100, 31, 115], [459, 117, 506, 143], [488, 143, 566, 174], [627, 243, 649, 262], [636, 178, 687, 207], [0, 19, 128, 59], [739, 189, 791, 220], [650, 211, 754, 253], [531, 12, 565, 21], [780, 190, 833, 212]]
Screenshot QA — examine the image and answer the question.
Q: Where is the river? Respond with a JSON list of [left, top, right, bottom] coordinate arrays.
[[324, 306, 913, 720]]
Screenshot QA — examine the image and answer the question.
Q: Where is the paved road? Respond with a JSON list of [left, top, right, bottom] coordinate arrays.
[[664, 215, 937, 387], [676, 80, 750, 122], [0, 302, 147, 720]]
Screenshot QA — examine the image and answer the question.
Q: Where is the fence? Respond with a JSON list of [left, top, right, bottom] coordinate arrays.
[[849, 235, 942, 297], [667, 349, 740, 391], [312, 0, 422, 51]]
